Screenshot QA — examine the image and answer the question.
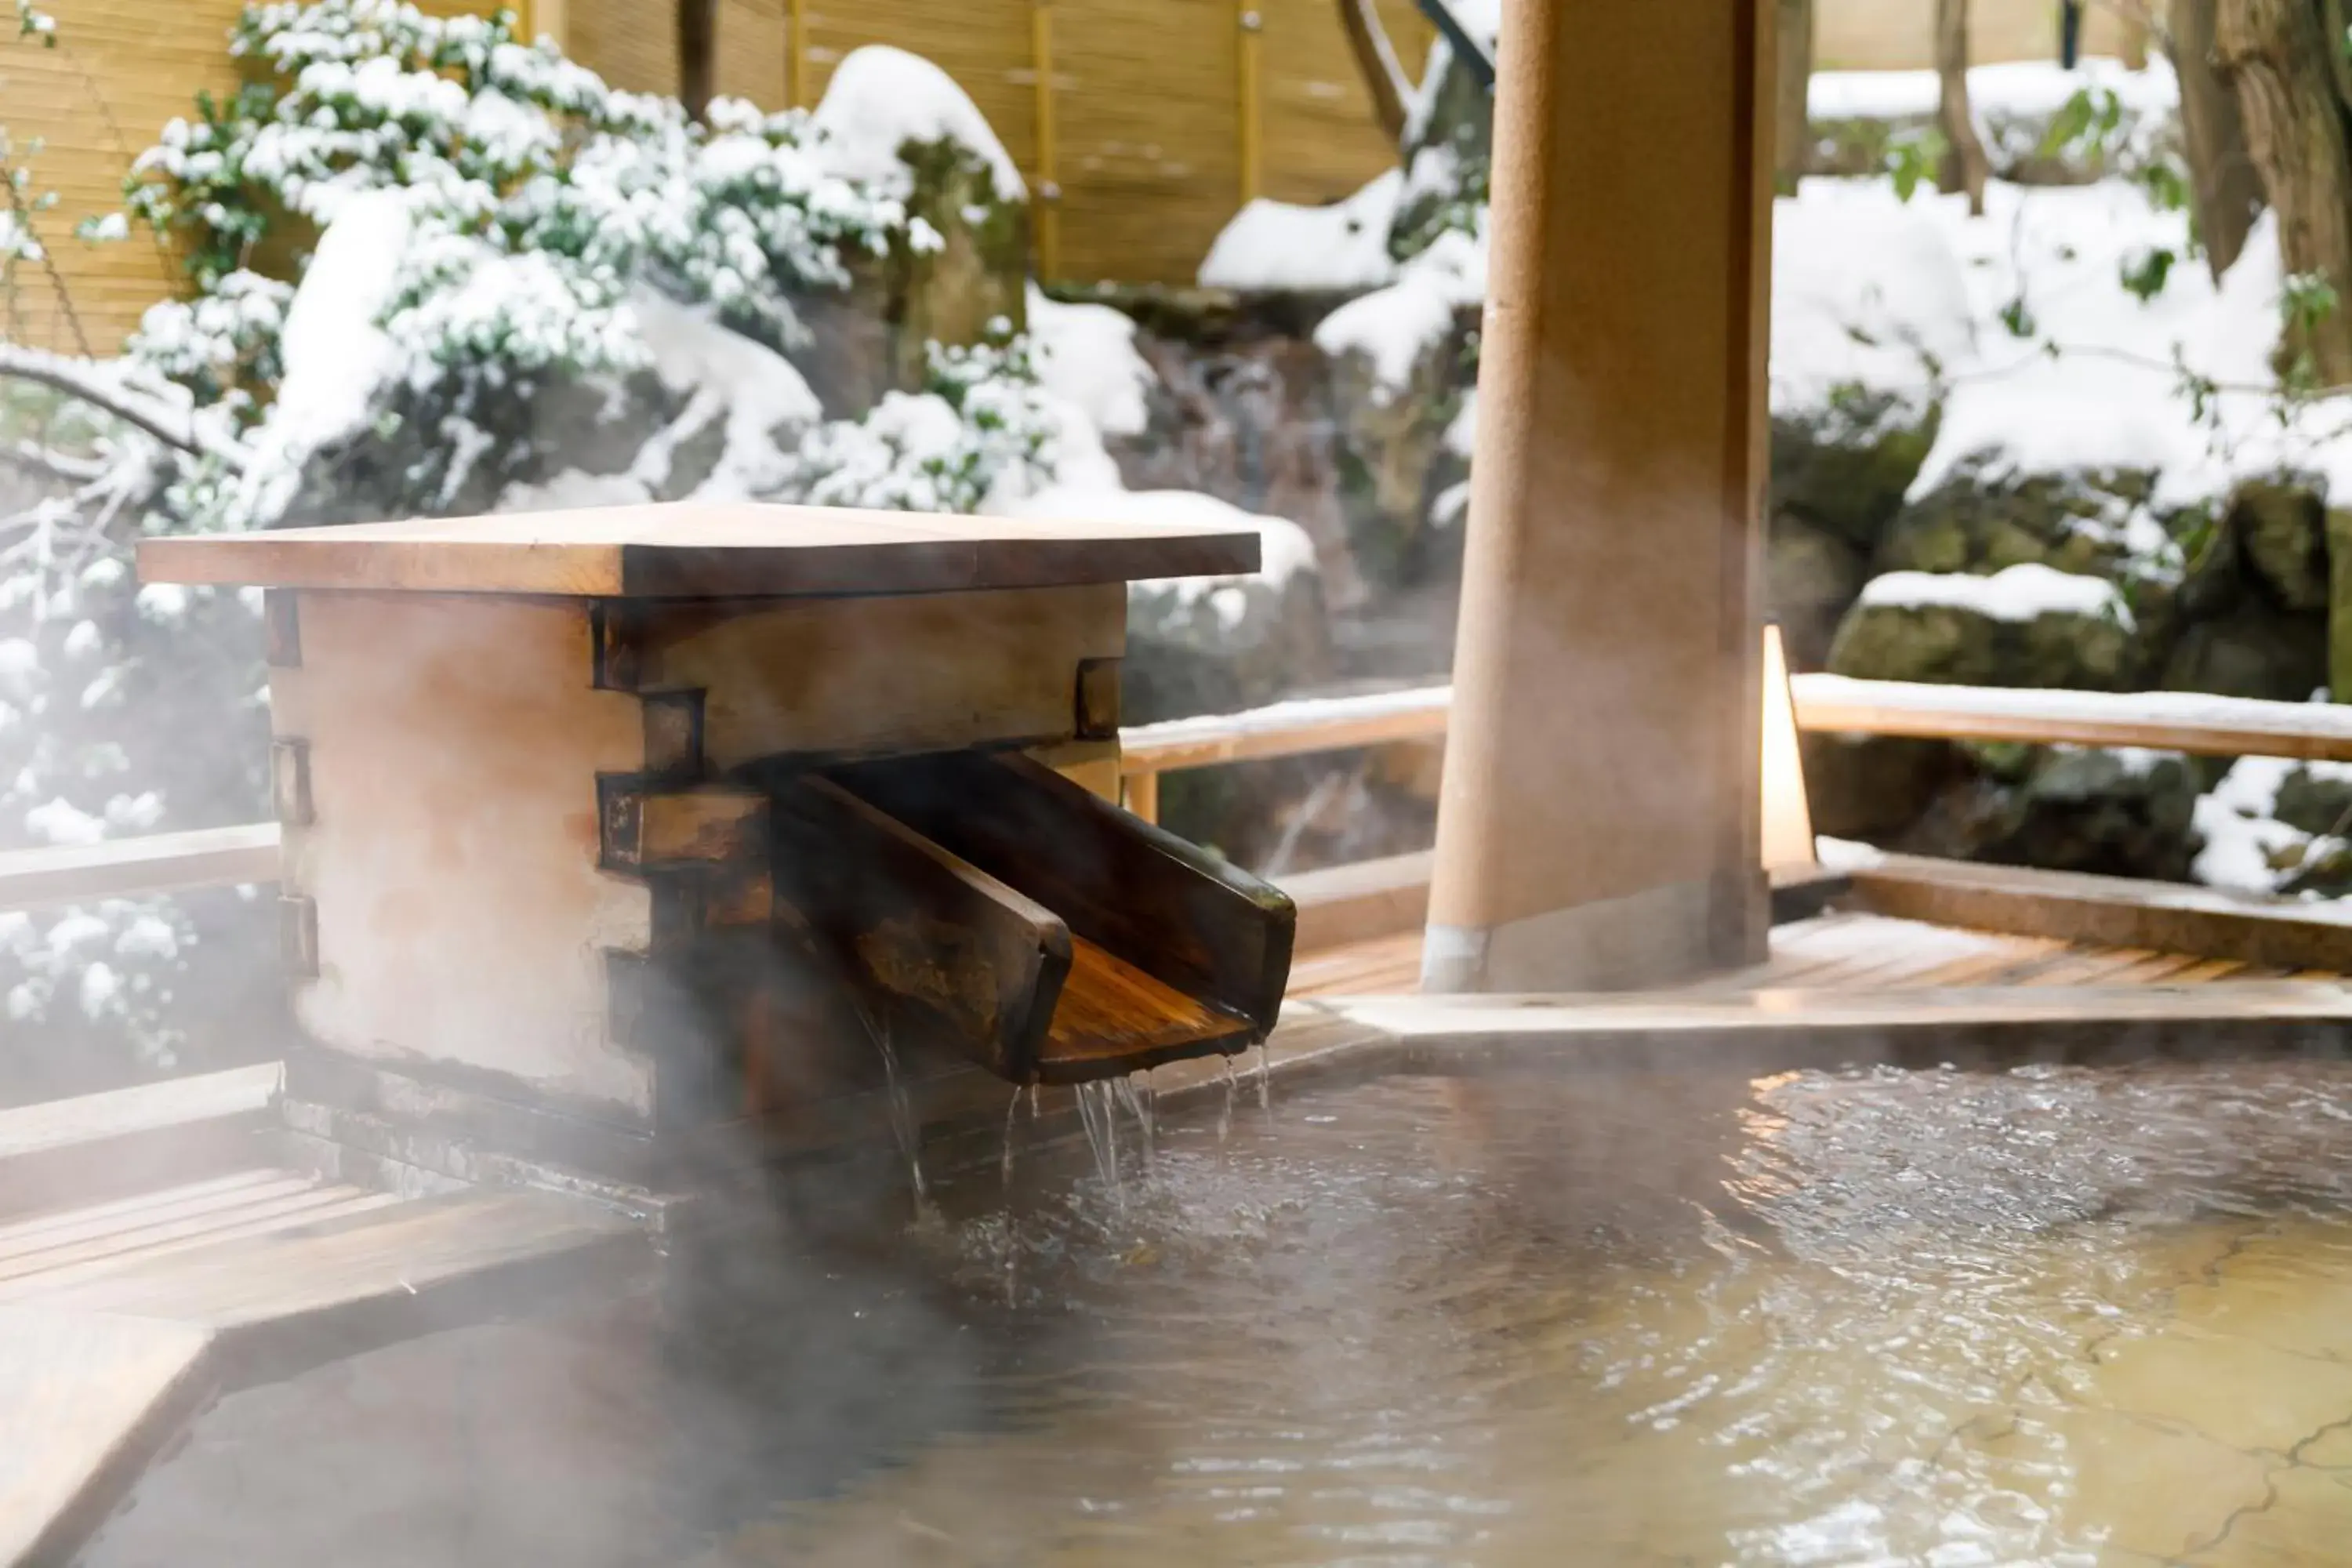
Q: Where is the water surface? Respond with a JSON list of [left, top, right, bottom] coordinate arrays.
[[93, 1058, 2352, 1566]]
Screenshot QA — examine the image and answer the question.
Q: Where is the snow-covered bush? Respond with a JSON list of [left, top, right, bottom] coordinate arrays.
[[120, 0, 909, 428], [785, 331, 1059, 512], [0, 439, 269, 1072]]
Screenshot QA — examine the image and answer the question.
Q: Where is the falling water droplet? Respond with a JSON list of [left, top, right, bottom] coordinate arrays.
[[1218, 1055, 1238, 1142], [866, 1010, 929, 1218], [1112, 1074, 1157, 1173], [1074, 1080, 1123, 1207], [1000, 1084, 1023, 1191], [1254, 1040, 1272, 1117]]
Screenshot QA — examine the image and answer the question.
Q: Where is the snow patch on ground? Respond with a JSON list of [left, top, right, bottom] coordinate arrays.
[[1772, 182, 1976, 412], [812, 45, 1025, 203], [1198, 169, 1403, 294], [1858, 562, 2131, 626], [1808, 55, 2176, 122], [1907, 183, 2287, 498]]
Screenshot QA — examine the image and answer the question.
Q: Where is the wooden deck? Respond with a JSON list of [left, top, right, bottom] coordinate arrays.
[[1289, 910, 2349, 1003], [0, 1071, 648, 1568]]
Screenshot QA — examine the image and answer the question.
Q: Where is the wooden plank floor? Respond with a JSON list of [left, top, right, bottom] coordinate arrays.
[[1285, 911, 2344, 1000], [0, 1073, 650, 1568]]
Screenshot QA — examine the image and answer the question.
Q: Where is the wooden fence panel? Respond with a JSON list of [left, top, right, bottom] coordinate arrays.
[[1815, 0, 2144, 71], [0, 0, 497, 354], [717, 0, 790, 108], [1259, 0, 1428, 209]]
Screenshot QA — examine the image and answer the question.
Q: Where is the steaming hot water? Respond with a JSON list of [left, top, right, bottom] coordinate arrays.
[[89, 1055, 2352, 1566]]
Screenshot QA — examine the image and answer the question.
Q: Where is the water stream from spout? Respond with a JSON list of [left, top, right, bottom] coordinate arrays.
[[858, 1003, 930, 1218], [1074, 1080, 1123, 1206], [1217, 1057, 1239, 1142], [1000, 1086, 1024, 1192], [1112, 1075, 1157, 1172]]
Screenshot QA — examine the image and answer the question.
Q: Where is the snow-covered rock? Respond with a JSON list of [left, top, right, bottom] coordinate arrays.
[[811, 45, 1025, 205], [793, 46, 1029, 416], [263, 255, 822, 526], [1010, 485, 1331, 722], [1828, 564, 2140, 690], [1199, 170, 1403, 295]]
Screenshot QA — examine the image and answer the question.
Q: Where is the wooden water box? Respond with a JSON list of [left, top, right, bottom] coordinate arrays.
[[137, 503, 1296, 1183]]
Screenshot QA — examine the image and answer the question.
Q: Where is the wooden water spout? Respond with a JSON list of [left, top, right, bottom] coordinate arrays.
[[138, 503, 1295, 1180]]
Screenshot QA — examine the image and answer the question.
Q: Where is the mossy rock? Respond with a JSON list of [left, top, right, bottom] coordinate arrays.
[[2159, 610, 2328, 703], [1878, 457, 2161, 580], [2324, 504, 2352, 699], [1800, 733, 1962, 841], [1827, 595, 2138, 691], [2230, 476, 2331, 612], [892, 137, 1029, 383], [1124, 561, 1333, 725], [1960, 746, 2201, 881], [789, 135, 1028, 417], [2274, 766, 2352, 838], [1769, 387, 1940, 550], [1766, 513, 1870, 670], [1323, 314, 1476, 595]]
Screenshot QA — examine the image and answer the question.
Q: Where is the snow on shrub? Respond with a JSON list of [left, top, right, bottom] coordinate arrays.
[[120, 0, 908, 426], [784, 332, 1061, 513]]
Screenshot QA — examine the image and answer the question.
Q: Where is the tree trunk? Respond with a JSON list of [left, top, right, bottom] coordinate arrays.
[[1337, 0, 1412, 143], [1935, 0, 1990, 216], [1775, 0, 1814, 188], [677, 0, 716, 124], [2215, 0, 2352, 386], [2171, 0, 2265, 278]]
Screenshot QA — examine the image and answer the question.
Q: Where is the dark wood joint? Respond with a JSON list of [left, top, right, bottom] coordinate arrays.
[[641, 689, 706, 782], [1074, 656, 1121, 740], [270, 738, 314, 826], [280, 895, 319, 978], [263, 590, 301, 668], [597, 775, 767, 875], [590, 601, 646, 691]]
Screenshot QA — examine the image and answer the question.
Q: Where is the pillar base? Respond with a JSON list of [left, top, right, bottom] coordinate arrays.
[[1421, 873, 1766, 994]]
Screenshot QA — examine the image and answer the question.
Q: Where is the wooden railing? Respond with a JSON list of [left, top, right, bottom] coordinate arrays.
[[1117, 673, 2352, 819], [15, 675, 2352, 915], [1117, 685, 1452, 821]]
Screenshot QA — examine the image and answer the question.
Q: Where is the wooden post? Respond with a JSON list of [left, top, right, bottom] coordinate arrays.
[[1237, 3, 1265, 203], [524, 0, 568, 53], [1422, 0, 1774, 993], [1032, 0, 1062, 278], [1124, 769, 1160, 826], [786, 0, 811, 108]]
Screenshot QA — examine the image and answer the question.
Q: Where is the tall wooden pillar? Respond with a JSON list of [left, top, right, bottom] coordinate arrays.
[[1423, 0, 1774, 993]]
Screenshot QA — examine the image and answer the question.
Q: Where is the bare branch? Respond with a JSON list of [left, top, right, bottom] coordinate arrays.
[[1337, 0, 1412, 143], [0, 439, 104, 486], [0, 344, 246, 470]]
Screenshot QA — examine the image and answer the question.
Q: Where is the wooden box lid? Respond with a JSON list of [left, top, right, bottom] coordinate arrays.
[[136, 502, 1263, 600]]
